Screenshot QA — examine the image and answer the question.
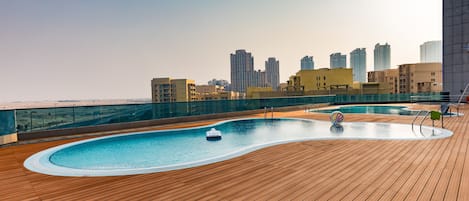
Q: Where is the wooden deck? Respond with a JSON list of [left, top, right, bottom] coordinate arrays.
[[1, 104, 468, 200]]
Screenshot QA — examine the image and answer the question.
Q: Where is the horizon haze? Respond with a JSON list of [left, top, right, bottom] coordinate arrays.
[[0, 0, 442, 102]]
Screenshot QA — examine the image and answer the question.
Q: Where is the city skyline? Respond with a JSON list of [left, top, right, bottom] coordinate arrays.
[[0, 0, 442, 102]]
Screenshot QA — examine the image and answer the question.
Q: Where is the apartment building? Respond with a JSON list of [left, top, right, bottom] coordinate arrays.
[[151, 78, 197, 103]]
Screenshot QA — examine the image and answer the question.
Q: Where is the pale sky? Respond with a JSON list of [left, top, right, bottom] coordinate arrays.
[[0, 0, 442, 102]]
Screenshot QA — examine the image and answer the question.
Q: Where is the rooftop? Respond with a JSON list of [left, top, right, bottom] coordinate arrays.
[[1, 104, 468, 200]]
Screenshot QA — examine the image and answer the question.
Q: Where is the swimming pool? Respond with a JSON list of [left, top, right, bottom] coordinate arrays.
[[24, 118, 452, 177], [311, 105, 418, 115]]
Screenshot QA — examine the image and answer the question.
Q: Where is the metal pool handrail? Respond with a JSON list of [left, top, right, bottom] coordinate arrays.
[[263, 107, 274, 119], [411, 110, 431, 136], [412, 110, 424, 130], [419, 111, 430, 136]]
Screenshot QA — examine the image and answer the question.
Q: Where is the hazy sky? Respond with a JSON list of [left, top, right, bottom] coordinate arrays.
[[0, 0, 442, 102]]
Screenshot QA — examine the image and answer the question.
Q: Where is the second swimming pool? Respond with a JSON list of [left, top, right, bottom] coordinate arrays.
[[311, 105, 418, 115]]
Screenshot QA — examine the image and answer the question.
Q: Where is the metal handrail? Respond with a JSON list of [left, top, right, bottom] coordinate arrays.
[[457, 83, 469, 105], [264, 107, 274, 119], [412, 110, 424, 130], [454, 83, 469, 117], [419, 111, 430, 136]]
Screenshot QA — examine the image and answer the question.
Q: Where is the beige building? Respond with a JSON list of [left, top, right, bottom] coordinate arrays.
[[197, 91, 244, 101], [246, 87, 273, 99], [356, 82, 389, 94], [195, 84, 244, 100], [384, 69, 399, 94], [151, 78, 197, 103], [367, 64, 441, 94], [278, 83, 288, 91], [287, 68, 354, 92], [398, 63, 442, 93], [195, 85, 224, 94], [368, 71, 385, 83]]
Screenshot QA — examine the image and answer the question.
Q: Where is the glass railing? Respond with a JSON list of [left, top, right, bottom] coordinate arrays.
[[12, 93, 441, 134], [0, 110, 16, 136]]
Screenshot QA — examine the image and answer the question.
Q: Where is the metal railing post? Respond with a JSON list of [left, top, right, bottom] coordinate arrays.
[[441, 111, 444, 128], [271, 107, 274, 119]]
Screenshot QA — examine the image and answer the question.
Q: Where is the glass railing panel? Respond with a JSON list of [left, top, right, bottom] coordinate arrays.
[[0, 110, 16, 136], [15, 93, 431, 134]]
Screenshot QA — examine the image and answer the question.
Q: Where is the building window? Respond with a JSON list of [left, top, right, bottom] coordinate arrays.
[[431, 72, 435, 76]]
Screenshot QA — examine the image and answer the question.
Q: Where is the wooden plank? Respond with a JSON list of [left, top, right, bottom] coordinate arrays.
[[393, 131, 452, 200], [458, 116, 469, 200], [308, 140, 413, 200], [413, 116, 465, 200], [444, 116, 469, 201]]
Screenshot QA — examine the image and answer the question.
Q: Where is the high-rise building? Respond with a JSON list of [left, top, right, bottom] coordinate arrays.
[[330, 53, 346, 69], [265, 57, 280, 90], [350, 48, 367, 83], [151, 78, 197, 103], [443, 1, 469, 97], [420, 40, 442, 63], [231, 49, 254, 93], [252, 70, 267, 89], [230, 49, 268, 93], [301, 56, 314, 70], [374, 43, 391, 71]]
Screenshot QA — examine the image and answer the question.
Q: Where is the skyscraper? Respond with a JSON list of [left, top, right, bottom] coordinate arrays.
[[350, 48, 367, 83], [374, 43, 391, 71], [443, 1, 469, 97], [330, 53, 346, 69], [230, 50, 254, 93], [420, 40, 442, 63], [230, 49, 268, 93], [265, 57, 280, 90], [301, 56, 314, 70]]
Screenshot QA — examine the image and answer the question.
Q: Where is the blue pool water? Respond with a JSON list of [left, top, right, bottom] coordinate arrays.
[[24, 118, 452, 177], [312, 105, 418, 115]]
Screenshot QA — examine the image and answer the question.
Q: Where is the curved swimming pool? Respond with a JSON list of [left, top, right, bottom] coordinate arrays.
[[24, 118, 452, 177]]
